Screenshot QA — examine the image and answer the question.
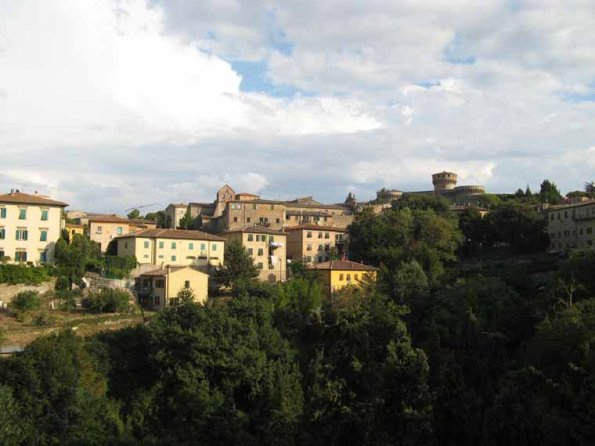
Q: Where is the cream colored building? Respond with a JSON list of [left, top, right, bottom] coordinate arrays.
[[0, 190, 68, 264], [135, 266, 209, 311], [116, 228, 225, 269], [286, 225, 347, 265], [547, 199, 595, 252], [65, 223, 85, 239], [221, 226, 287, 282], [87, 215, 157, 252]]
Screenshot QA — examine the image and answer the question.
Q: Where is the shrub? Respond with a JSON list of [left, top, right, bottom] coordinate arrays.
[[55, 276, 70, 291], [83, 288, 131, 313], [0, 265, 52, 285], [33, 312, 55, 326], [10, 291, 42, 313], [102, 256, 138, 279]]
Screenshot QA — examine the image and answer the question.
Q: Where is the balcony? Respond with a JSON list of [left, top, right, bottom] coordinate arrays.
[[269, 241, 284, 249]]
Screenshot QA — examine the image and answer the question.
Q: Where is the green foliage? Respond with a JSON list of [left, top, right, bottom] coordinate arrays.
[[274, 277, 323, 314], [176, 287, 195, 303], [127, 208, 141, 219], [349, 207, 462, 286], [0, 385, 29, 446], [54, 234, 102, 288], [10, 290, 42, 313], [213, 238, 259, 290], [178, 205, 202, 229], [55, 275, 70, 290], [488, 202, 549, 252], [303, 295, 433, 445], [0, 330, 125, 445], [0, 264, 52, 285], [539, 179, 563, 205], [393, 193, 452, 213], [83, 288, 131, 313], [102, 255, 137, 279], [380, 259, 429, 305]]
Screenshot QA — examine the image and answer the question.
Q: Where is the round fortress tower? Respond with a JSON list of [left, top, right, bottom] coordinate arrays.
[[432, 171, 458, 192]]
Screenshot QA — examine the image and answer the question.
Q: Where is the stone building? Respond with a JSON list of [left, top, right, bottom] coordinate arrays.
[[286, 224, 347, 265], [547, 199, 595, 252]]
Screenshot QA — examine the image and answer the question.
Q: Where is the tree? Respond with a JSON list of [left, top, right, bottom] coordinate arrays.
[[0, 385, 29, 446], [127, 209, 141, 220], [539, 179, 563, 205], [487, 202, 549, 252], [212, 239, 259, 291], [303, 295, 433, 445], [144, 210, 169, 228], [585, 181, 595, 198], [348, 207, 462, 286], [54, 233, 102, 289]]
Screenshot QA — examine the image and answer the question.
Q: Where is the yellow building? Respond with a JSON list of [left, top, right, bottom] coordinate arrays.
[[310, 260, 377, 298], [547, 199, 595, 252], [135, 266, 209, 311], [221, 226, 287, 282], [65, 222, 84, 239], [286, 224, 347, 264], [116, 228, 225, 269], [0, 190, 68, 264], [87, 215, 157, 252]]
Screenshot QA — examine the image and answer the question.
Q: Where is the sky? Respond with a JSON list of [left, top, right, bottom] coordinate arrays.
[[1, 0, 595, 213]]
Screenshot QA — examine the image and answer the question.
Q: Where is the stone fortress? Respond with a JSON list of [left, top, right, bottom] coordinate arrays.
[[355, 171, 487, 212]]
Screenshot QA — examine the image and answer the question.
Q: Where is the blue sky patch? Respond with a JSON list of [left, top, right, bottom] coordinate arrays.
[[443, 34, 476, 65], [231, 59, 313, 97]]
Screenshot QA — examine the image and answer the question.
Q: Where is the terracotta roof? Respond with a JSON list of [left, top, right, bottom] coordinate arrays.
[[285, 202, 351, 210], [220, 226, 286, 236], [116, 228, 225, 242], [0, 191, 68, 207], [548, 199, 595, 211], [310, 260, 377, 272], [235, 192, 260, 197], [65, 223, 84, 229], [139, 266, 191, 277], [88, 214, 131, 224], [285, 224, 348, 232], [286, 210, 332, 217]]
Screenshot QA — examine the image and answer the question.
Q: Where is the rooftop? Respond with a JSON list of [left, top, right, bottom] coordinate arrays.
[[309, 260, 377, 272], [548, 199, 595, 211], [220, 226, 287, 236], [0, 191, 68, 207], [88, 214, 131, 224], [139, 266, 190, 277], [116, 228, 225, 242], [285, 224, 348, 232]]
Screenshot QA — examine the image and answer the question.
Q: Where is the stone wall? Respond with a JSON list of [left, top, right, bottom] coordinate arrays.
[[0, 279, 56, 308]]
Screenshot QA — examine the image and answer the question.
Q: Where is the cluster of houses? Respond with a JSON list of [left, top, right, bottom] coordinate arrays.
[[0, 187, 376, 311]]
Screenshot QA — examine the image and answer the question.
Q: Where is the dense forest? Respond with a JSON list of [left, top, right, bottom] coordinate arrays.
[[2, 189, 595, 445]]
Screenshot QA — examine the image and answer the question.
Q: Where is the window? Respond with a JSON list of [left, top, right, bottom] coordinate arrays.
[[40, 229, 48, 242], [212, 243, 217, 251], [257, 262, 263, 269], [588, 240, 593, 246], [189, 242, 194, 250], [307, 232, 312, 238], [16, 228, 28, 241], [307, 244, 312, 251], [276, 218, 280, 224], [201, 243, 206, 251], [234, 217, 238, 222], [270, 236, 274, 242], [154, 296, 160, 305], [41, 209, 48, 221], [270, 204, 274, 210], [171, 242, 176, 249], [0, 208, 5, 219], [252, 204, 257, 210], [325, 244, 330, 252], [247, 217, 251, 223], [318, 244, 323, 251], [0, 249, 4, 259], [346, 274, 351, 281], [158, 254, 164, 259], [15, 250, 27, 262], [144, 254, 149, 258], [144, 241, 149, 248], [19, 208, 26, 220], [318, 232, 322, 238], [171, 255, 177, 261], [588, 228, 593, 234], [96, 226, 103, 234], [40, 251, 47, 263], [318, 256, 323, 262], [184, 280, 190, 289], [258, 248, 264, 256], [354, 274, 359, 281], [247, 248, 253, 255], [124, 242, 128, 249], [159, 241, 164, 249], [339, 274, 344, 280], [0, 228, 4, 240], [248, 234, 254, 241], [117, 226, 123, 235], [564, 211, 568, 219], [156, 280, 164, 288], [325, 233, 330, 239]]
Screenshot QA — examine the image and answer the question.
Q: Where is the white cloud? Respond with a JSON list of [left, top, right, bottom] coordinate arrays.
[[0, 0, 379, 153]]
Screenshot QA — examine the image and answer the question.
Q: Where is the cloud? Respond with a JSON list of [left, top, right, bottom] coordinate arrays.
[[0, 0, 379, 154], [2, 0, 595, 212]]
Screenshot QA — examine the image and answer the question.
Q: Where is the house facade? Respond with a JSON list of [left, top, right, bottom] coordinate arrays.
[[309, 260, 378, 298], [286, 225, 347, 265], [547, 199, 595, 252], [0, 190, 68, 264], [116, 228, 225, 268], [135, 266, 209, 311], [221, 226, 287, 282]]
